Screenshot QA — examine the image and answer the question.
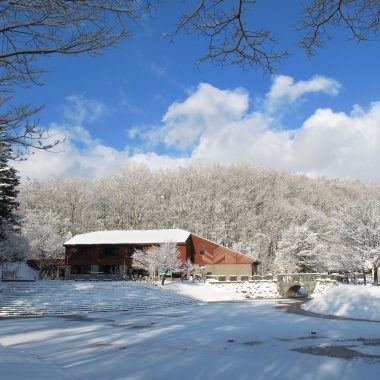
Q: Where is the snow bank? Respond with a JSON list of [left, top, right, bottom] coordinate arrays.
[[164, 281, 243, 301], [310, 279, 339, 298], [210, 280, 281, 299], [302, 285, 380, 321], [166, 280, 281, 301]]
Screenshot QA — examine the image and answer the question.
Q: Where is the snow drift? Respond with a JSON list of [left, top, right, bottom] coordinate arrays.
[[302, 285, 380, 321]]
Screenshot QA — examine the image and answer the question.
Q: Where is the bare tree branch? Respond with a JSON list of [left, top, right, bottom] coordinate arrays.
[[0, 0, 154, 157], [170, 0, 288, 73], [171, 1, 379, 70], [298, 0, 380, 56]]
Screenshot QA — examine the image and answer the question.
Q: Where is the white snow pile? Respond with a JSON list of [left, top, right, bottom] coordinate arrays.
[[210, 280, 281, 299], [165, 280, 281, 301], [164, 281, 243, 301], [302, 285, 380, 321], [310, 279, 339, 298]]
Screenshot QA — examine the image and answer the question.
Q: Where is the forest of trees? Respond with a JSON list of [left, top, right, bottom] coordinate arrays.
[[11, 164, 380, 280]]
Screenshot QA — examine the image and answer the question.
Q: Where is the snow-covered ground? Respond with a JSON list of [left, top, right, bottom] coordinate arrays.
[[302, 285, 380, 321], [164, 280, 244, 301], [0, 280, 198, 317], [208, 279, 282, 298], [1, 281, 380, 380]]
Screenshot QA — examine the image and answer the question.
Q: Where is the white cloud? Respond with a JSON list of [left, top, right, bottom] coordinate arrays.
[[14, 96, 189, 181], [266, 75, 341, 111], [14, 128, 75, 180], [14, 77, 380, 183], [62, 95, 107, 124], [14, 128, 187, 181], [143, 83, 249, 150], [155, 77, 380, 183]]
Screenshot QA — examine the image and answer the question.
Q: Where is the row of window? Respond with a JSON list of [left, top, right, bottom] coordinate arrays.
[[71, 246, 205, 257], [70, 265, 119, 275], [71, 247, 146, 257]]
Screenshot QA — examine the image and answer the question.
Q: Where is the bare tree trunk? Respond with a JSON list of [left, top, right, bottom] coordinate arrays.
[[161, 270, 168, 286], [374, 266, 379, 286], [363, 270, 367, 286]]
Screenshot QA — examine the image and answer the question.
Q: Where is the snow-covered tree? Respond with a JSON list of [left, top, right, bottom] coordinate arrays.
[[184, 258, 195, 278], [0, 143, 20, 223], [337, 200, 380, 285], [131, 248, 151, 276], [132, 243, 182, 285], [0, 222, 29, 263], [23, 210, 65, 277], [274, 224, 326, 273], [0, 143, 27, 263]]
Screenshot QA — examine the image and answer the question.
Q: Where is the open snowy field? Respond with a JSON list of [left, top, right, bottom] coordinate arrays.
[[1, 281, 380, 379], [0, 281, 198, 317]]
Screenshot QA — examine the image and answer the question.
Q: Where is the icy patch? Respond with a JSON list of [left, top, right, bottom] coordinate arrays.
[[292, 345, 380, 362]]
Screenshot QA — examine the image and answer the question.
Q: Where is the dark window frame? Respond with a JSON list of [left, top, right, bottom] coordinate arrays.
[[102, 246, 117, 257]]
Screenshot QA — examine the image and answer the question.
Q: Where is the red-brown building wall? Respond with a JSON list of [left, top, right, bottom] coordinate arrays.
[[65, 245, 132, 267], [65, 240, 192, 268], [190, 234, 256, 265]]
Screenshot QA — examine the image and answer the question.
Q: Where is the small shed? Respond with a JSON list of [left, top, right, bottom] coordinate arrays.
[[0, 262, 38, 281]]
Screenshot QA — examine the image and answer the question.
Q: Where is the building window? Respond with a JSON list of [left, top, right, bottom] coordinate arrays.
[[74, 247, 90, 257], [98, 265, 118, 274], [102, 246, 117, 257], [200, 249, 205, 256], [71, 265, 91, 274]]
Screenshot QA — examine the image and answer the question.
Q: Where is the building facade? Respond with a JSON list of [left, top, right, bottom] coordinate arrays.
[[64, 229, 258, 278]]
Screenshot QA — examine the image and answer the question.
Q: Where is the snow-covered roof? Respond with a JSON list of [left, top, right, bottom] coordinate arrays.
[[64, 229, 191, 246]]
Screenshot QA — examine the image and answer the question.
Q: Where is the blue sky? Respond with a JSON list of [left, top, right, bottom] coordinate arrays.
[[14, 1, 380, 183]]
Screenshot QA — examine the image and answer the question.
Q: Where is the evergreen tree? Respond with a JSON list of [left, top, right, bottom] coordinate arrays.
[[0, 143, 20, 224], [0, 142, 26, 263]]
